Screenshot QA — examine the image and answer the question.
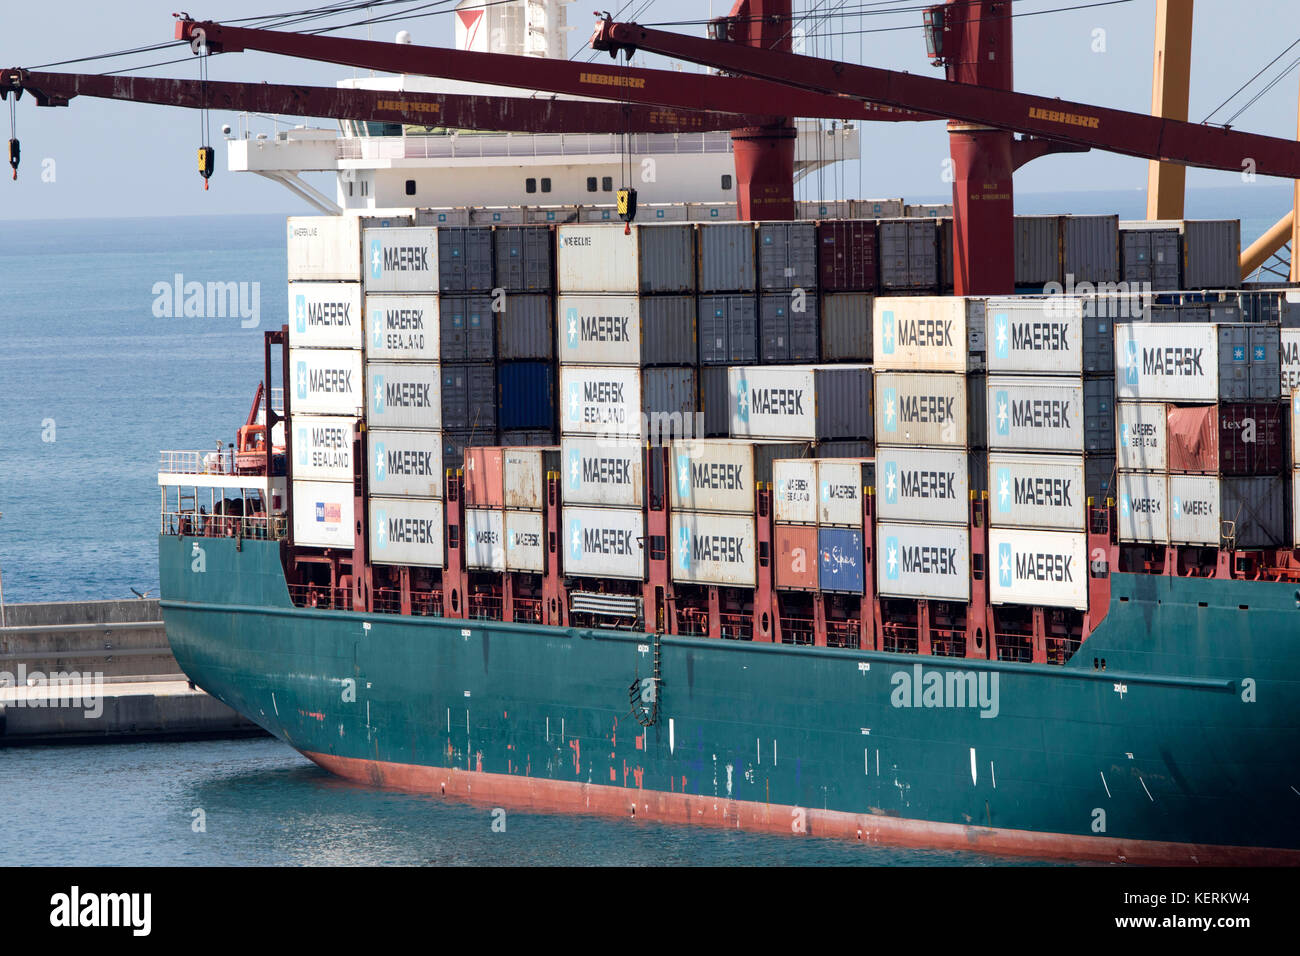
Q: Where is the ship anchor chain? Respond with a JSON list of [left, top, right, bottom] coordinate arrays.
[[628, 631, 663, 727]]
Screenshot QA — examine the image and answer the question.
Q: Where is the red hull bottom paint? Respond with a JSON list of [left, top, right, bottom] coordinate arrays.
[[304, 750, 1299, 866]]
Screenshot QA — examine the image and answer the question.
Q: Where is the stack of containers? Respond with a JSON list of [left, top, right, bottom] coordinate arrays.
[[286, 215, 366, 550], [877, 218, 940, 293], [1115, 321, 1286, 550], [757, 222, 820, 363], [1013, 215, 1120, 290], [494, 225, 558, 443], [816, 220, 876, 363], [872, 296, 986, 606], [697, 222, 759, 369], [462, 445, 560, 575], [362, 224, 446, 569], [1119, 220, 1242, 291], [772, 456, 875, 595], [436, 227, 499, 455]]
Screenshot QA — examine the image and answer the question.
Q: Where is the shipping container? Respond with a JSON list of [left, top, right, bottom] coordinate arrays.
[[556, 223, 695, 294], [437, 226, 494, 293], [687, 203, 737, 222], [439, 295, 496, 363], [877, 446, 973, 525], [495, 295, 553, 361], [671, 513, 757, 587], [987, 375, 1114, 453], [1282, 328, 1300, 393], [1218, 325, 1280, 401], [760, 293, 819, 363], [851, 198, 905, 219], [699, 367, 730, 437], [500, 429, 555, 447], [989, 528, 1088, 610], [287, 216, 361, 282], [364, 294, 440, 361], [819, 293, 873, 362], [873, 296, 985, 372], [415, 208, 469, 226], [1087, 455, 1117, 500], [874, 371, 981, 449], [359, 214, 414, 230], [292, 415, 355, 483], [559, 295, 697, 366], [562, 436, 644, 508], [669, 439, 808, 514], [1014, 215, 1060, 288], [440, 430, 484, 472], [365, 361, 441, 429], [798, 199, 852, 219], [563, 506, 645, 580], [818, 527, 865, 593], [1166, 474, 1219, 546], [289, 282, 364, 350], [1114, 323, 1219, 402], [1117, 471, 1169, 543], [985, 296, 1087, 375], [774, 524, 819, 590], [291, 348, 364, 416], [817, 458, 873, 527], [1121, 226, 1181, 290], [876, 522, 971, 602], [1293, 468, 1300, 545], [1121, 219, 1241, 290], [905, 202, 952, 219], [504, 509, 546, 573], [504, 446, 560, 510], [292, 479, 355, 549], [1063, 215, 1120, 285], [362, 226, 439, 293], [494, 225, 553, 293], [369, 496, 445, 567], [1294, 390, 1300, 466], [440, 364, 495, 431], [464, 508, 506, 571], [367, 428, 443, 498], [773, 459, 818, 524], [697, 222, 756, 292], [559, 366, 697, 439], [817, 221, 878, 292], [1168, 474, 1288, 548], [498, 361, 555, 431], [988, 453, 1087, 531], [1165, 405, 1217, 473], [757, 221, 817, 291], [728, 365, 873, 441], [937, 218, 955, 293], [1116, 401, 1168, 471], [463, 447, 505, 508], [815, 439, 876, 459], [877, 219, 939, 291], [697, 295, 759, 366]]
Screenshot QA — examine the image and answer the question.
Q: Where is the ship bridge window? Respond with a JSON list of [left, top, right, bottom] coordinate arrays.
[[541, 178, 552, 193], [602, 176, 613, 192], [721, 174, 733, 190], [525, 178, 537, 194], [405, 179, 417, 196], [586, 177, 598, 192]]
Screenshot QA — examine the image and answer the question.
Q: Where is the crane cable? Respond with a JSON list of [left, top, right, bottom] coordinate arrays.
[[8, 94, 18, 181], [195, 31, 214, 190]]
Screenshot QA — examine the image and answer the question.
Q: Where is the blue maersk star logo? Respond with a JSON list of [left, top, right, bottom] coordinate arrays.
[[1172, 496, 1182, 520], [821, 481, 830, 502], [369, 240, 383, 280], [295, 294, 307, 334], [1120, 422, 1129, 448], [1125, 340, 1139, 385], [997, 467, 1011, 512], [566, 307, 579, 348], [569, 449, 581, 489], [373, 375, 386, 414], [1121, 493, 1131, 518], [373, 442, 387, 482], [678, 525, 691, 570], [995, 390, 1010, 436], [371, 310, 384, 350], [880, 311, 895, 354], [296, 361, 308, 400], [1254, 345, 1266, 361], [885, 537, 900, 580], [883, 462, 898, 503], [569, 519, 583, 562], [568, 382, 581, 422], [882, 387, 897, 432], [676, 454, 690, 498], [998, 542, 1012, 588], [735, 379, 750, 421], [297, 428, 307, 466], [1233, 345, 1245, 362], [374, 510, 388, 549], [994, 312, 1009, 359]]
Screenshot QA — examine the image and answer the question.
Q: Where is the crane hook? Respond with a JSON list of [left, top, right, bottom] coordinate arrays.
[[7, 138, 17, 181]]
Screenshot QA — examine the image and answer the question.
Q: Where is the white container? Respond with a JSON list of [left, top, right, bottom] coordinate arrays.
[[1293, 390, 1300, 466], [773, 459, 818, 524], [728, 365, 874, 441], [560, 365, 642, 438], [368, 428, 443, 498], [291, 348, 364, 416], [817, 459, 870, 527], [369, 496, 445, 567], [562, 436, 643, 507], [556, 223, 694, 294], [364, 362, 441, 429], [1282, 328, 1300, 395], [292, 479, 355, 549], [668, 439, 792, 515], [873, 296, 985, 372], [1293, 468, 1300, 546], [989, 453, 1086, 531], [878, 446, 970, 526], [1116, 401, 1168, 471], [989, 528, 1088, 610], [292, 415, 355, 482], [505, 510, 546, 573], [289, 282, 364, 349], [287, 216, 361, 282], [987, 376, 1084, 452], [504, 447, 555, 511], [557, 294, 640, 366], [1117, 471, 1169, 543], [365, 294, 441, 361], [563, 506, 645, 580], [671, 513, 757, 587], [875, 371, 969, 448], [363, 227, 439, 293], [1115, 323, 1218, 401], [464, 508, 506, 571], [1168, 475, 1219, 546], [985, 296, 1083, 374], [876, 521, 971, 602]]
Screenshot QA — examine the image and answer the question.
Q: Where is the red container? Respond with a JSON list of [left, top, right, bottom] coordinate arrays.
[[817, 221, 878, 292], [774, 524, 819, 591], [1217, 402, 1284, 476], [1166, 406, 1217, 473], [463, 446, 505, 507]]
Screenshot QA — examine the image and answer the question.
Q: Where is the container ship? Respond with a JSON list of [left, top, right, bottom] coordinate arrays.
[[11, 1, 1300, 864]]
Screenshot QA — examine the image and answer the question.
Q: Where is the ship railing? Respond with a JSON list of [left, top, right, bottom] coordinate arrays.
[[994, 629, 1034, 664], [372, 588, 402, 614], [717, 611, 753, 642], [287, 583, 351, 611], [337, 131, 733, 162], [1046, 635, 1082, 666], [159, 449, 236, 476], [780, 615, 816, 647], [511, 596, 544, 625], [468, 592, 503, 622], [825, 619, 862, 650], [161, 509, 285, 541], [880, 622, 919, 656]]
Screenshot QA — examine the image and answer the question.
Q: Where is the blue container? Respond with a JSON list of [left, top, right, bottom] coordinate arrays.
[[818, 527, 864, 594], [498, 361, 555, 431]]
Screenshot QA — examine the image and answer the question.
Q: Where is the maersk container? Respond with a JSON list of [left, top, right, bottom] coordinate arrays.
[[697, 222, 756, 292], [505, 509, 546, 573], [440, 364, 495, 431], [819, 293, 873, 362], [1294, 391, 1300, 466], [563, 506, 645, 580], [287, 216, 361, 282], [817, 458, 873, 527], [560, 366, 697, 439], [362, 227, 439, 293], [367, 428, 443, 498], [464, 508, 506, 571], [698, 295, 758, 366], [760, 294, 819, 363], [668, 439, 807, 514], [498, 361, 555, 431], [876, 521, 971, 602], [496, 295, 554, 361], [1167, 474, 1219, 546], [985, 297, 1085, 375], [1282, 328, 1300, 394], [757, 221, 817, 292], [504, 446, 560, 511], [1293, 468, 1300, 545], [494, 225, 553, 293], [874, 371, 978, 449], [562, 436, 643, 508], [1014, 215, 1060, 288], [878, 219, 939, 292], [293, 416, 355, 483], [817, 221, 877, 292], [291, 348, 364, 416], [364, 294, 440, 362], [988, 528, 1088, 611], [1168, 474, 1287, 548], [439, 295, 496, 363], [1063, 215, 1119, 285], [1117, 471, 1169, 544], [851, 198, 904, 219], [728, 365, 873, 441], [987, 375, 1114, 453], [818, 527, 865, 594], [292, 479, 355, 549], [1114, 323, 1218, 402], [1116, 401, 1168, 471], [772, 459, 818, 524], [877, 446, 972, 526], [671, 513, 757, 587], [364, 361, 440, 429], [873, 296, 985, 372], [556, 223, 695, 294], [1121, 227, 1181, 290], [369, 496, 445, 568], [437, 226, 494, 293], [1218, 325, 1280, 401], [289, 282, 364, 350], [988, 453, 1086, 531], [774, 524, 819, 590], [559, 295, 696, 366]]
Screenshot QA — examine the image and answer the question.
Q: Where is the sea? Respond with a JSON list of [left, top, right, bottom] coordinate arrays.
[[0, 186, 1287, 866]]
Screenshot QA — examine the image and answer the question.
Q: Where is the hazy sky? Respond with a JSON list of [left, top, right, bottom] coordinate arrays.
[[0, 0, 1297, 219]]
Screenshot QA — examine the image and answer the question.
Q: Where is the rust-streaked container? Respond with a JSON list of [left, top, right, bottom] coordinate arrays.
[[816, 221, 877, 292], [774, 524, 820, 590], [1217, 402, 1285, 476], [463, 446, 505, 508], [503, 446, 560, 511]]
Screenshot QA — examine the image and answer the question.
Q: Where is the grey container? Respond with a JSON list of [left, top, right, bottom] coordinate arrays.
[[1063, 215, 1119, 285], [699, 366, 730, 437], [1218, 324, 1281, 401], [638, 223, 697, 293], [1086, 454, 1117, 501], [438, 226, 494, 292], [879, 219, 939, 291], [441, 429, 489, 471], [815, 439, 875, 460], [1184, 220, 1242, 290], [496, 294, 554, 361], [440, 296, 496, 362], [760, 293, 819, 363], [642, 296, 698, 366], [820, 293, 873, 362], [1081, 298, 1117, 374], [698, 295, 758, 365], [757, 222, 818, 291], [500, 428, 555, 447], [643, 367, 699, 444], [1015, 215, 1061, 287], [494, 225, 553, 293], [1084, 377, 1116, 453], [1121, 227, 1180, 291], [1222, 475, 1288, 549], [698, 222, 757, 292], [441, 364, 498, 431]]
